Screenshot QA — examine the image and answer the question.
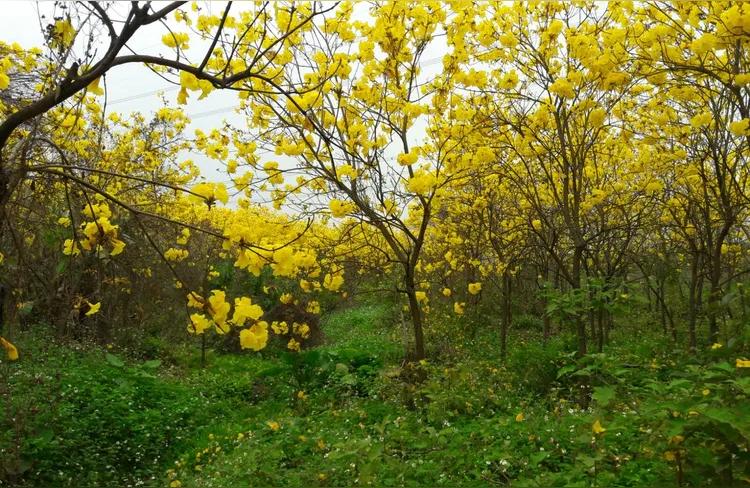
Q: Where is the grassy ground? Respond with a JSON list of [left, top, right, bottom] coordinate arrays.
[[2, 298, 749, 487]]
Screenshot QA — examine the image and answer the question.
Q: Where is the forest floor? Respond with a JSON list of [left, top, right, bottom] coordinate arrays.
[[2, 297, 749, 487]]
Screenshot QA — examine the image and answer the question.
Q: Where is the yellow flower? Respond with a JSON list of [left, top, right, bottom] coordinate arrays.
[[87, 77, 104, 96], [85, 301, 101, 316], [336, 164, 358, 179], [442, 288, 452, 297], [729, 118, 750, 136], [288, 338, 301, 352], [397, 151, 418, 166], [188, 313, 212, 335], [169, 480, 183, 488], [162, 32, 190, 50], [0, 337, 18, 361], [207, 290, 231, 327], [52, 18, 76, 47], [306, 301, 321, 314], [690, 112, 712, 128], [297, 390, 307, 400], [515, 412, 525, 422], [239, 322, 269, 351], [454, 302, 465, 315], [468, 282, 482, 295], [271, 321, 289, 335], [164, 247, 189, 262], [329, 199, 352, 218], [406, 172, 437, 195], [279, 293, 294, 304], [323, 273, 344, 291], [592, 419, 606, 435], [267, 420, 280, 431], [187, 292, 204, 310], [294, 322, 311, 339], [736, 358, 750, 368], [190, 182, 228, 206], [549, 77, 575, 98], [232, 297, 263, 326], [710, 343, 722, 350]]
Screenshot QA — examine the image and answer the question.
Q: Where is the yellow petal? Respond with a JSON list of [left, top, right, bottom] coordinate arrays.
[[85, 301, 101, 316], [0, 337, 18, 361]]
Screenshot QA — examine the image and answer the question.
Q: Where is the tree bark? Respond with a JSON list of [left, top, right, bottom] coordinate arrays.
[[688, 253, 701, 353], [404, 269, 425, 360], [572, 246, 587, 356], [501, 272, 512, 360]]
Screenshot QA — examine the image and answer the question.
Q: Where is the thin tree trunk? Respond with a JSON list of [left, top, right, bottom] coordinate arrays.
[[644, 278, 653, 312], [404, 270, 425, 361], [573, 247, 587, 356], [501, 272, 512, 360], [658, 277, 667, 335], [707, 260, 722, 345], [597, 307, 604, 353], [688, 253, 700, 353], [604, 308, 612, 345], [740, 284, 747, 324]]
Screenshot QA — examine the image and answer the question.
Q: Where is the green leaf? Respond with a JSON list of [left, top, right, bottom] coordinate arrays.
[[733, 377, 750, 395], [335, 363, 350, 374], [142, 359, 162, 369], [711, 362, 734, 373], [557, 364, 577, 379], [700, 406, 750, 440], [105, 352, 125, 368], [530, 451, 549, 466], [592, 386, 616, 406]]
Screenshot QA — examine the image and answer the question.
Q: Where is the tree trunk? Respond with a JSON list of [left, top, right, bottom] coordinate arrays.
[[604, 307, 612, 345], [501, 272, 512, 360], [740, 284, 747, 324], [688, 253, 700, 353], [597, 307, 605, 353], [572, 247, 587, 356], [404, 270, 425, 361], [707, 257, 722, 345], [644, 279, 653, 312]]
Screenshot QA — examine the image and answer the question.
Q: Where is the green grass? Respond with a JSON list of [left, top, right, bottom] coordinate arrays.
[[318, 300, 402, 360], [3, 298, 750, 487]]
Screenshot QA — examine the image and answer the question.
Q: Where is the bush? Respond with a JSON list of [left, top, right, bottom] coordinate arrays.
[[507, 337, 569, 396], [514, 313, 545, 332]]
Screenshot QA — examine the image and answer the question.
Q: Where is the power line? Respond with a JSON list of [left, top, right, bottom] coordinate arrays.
[[189, 106, 237, 119], [108, 85, 180, 105]]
